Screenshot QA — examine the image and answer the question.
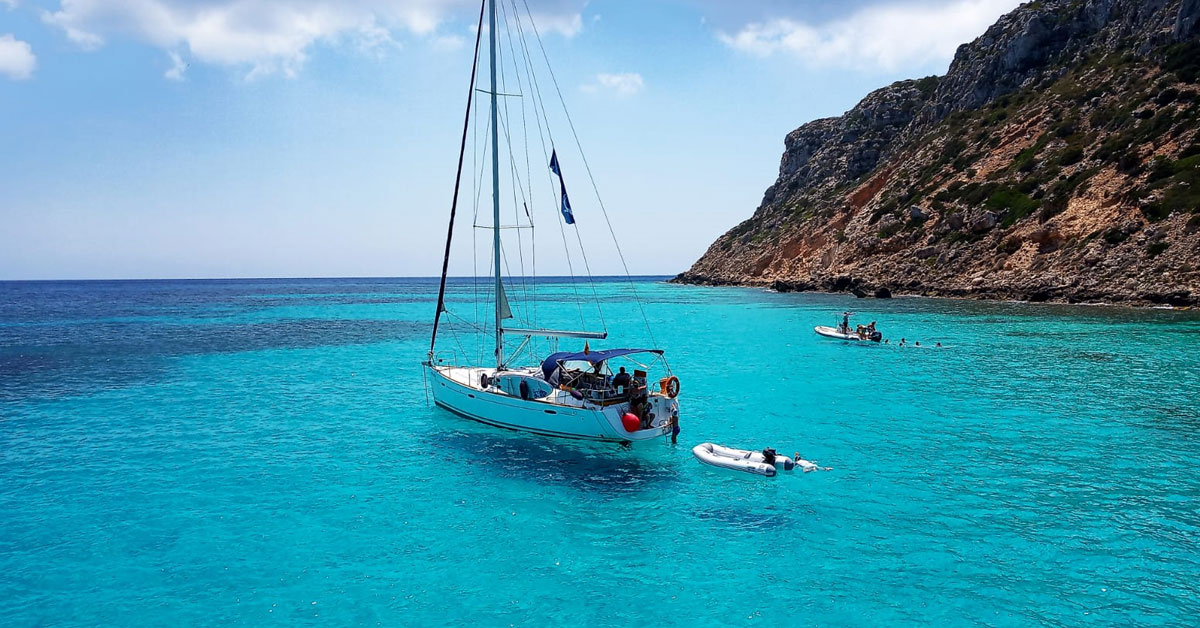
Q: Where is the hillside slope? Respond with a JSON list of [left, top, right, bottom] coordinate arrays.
[[677, 0, 1200, 306]]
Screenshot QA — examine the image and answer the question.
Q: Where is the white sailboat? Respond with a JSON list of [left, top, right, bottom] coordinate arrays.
[[423, 0, 680, 443]]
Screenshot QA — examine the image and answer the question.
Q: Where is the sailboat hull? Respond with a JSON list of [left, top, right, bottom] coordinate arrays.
[[427, 365, 674, 443]]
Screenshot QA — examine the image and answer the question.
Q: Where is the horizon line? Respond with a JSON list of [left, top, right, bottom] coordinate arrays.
[[0, 274, 678, 283]]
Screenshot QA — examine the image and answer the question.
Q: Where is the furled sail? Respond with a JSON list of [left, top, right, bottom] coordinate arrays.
[[498, 282, 513, 320]]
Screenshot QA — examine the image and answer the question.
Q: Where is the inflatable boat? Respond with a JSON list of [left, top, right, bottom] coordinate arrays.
[[692, 443, 795, 477], [814, 325, 882, 342]]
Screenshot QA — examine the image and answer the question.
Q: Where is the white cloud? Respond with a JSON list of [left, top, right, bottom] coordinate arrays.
[[430, 33, 464, 51], [526, 10, 581, 37], [717, 0, 1022, 72], [42, 0, 585, 79], [164, 50, 186, 79], [0, 34, 36, 80], [581, 72, 643, 96]]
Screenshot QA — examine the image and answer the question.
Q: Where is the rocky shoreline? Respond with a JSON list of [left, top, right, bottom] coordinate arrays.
[[672, 272, 1196, 308], [676, 0, 1200, 309]]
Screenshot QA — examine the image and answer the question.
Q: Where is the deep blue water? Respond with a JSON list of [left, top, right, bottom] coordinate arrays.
[[2, 277, 1199, 626]]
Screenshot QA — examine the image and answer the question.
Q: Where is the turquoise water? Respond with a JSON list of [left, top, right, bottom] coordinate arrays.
[[2, 278, 1199, 626]]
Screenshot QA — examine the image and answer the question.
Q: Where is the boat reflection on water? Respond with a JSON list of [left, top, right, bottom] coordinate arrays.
[[426, 427, 681, 496]]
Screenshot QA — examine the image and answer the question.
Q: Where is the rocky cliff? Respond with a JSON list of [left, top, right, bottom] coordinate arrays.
[[677, 0, 1200, 306]]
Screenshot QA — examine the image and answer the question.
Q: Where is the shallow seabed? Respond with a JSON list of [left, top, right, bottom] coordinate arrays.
[[1, 278, 1198, 627]]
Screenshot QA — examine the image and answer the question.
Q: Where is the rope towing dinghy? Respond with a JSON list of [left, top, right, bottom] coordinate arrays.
[[691, 443, 795, 477]]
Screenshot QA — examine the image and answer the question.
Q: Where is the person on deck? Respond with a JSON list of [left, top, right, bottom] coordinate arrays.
[[612, 366, 631, 392]]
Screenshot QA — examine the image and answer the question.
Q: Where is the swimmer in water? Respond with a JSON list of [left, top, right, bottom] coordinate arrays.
[[793, 452, 832, 472], [899, 338, 906, 347], [936, 342, 942, 348]]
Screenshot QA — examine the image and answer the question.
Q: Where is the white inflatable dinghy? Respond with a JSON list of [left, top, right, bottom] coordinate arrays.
[[692, 443, 795, 477], [814, 326, 881, 342]]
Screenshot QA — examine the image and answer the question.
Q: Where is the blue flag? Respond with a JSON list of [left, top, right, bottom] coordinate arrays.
[[549, 150, 575, 225]]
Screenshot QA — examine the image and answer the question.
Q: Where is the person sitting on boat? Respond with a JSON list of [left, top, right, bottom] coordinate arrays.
[[856, 324, 866, 338], [612, 366, 631, 393], [631, 394, 654, 429]]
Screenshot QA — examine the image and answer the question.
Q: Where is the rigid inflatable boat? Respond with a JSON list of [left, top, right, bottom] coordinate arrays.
[[692, 443, 795, 477], [814, 326, 882, 342]]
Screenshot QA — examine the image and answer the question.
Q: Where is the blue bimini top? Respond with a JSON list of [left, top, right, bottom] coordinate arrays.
[[540, 348, 662, 379]]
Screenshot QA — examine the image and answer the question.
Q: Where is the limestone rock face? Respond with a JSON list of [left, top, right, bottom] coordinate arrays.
[[675, 0, 1200, 306]]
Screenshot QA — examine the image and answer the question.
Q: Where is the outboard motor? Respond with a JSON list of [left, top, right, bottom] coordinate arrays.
[[870, 331, 883, 342], [762, 448, 777, 466]]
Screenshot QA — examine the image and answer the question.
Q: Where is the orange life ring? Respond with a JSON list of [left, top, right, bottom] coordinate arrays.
[[659, 376, 680, 399]]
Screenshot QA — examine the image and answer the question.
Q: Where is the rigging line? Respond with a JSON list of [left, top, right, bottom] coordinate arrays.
[[508, 1, 586, 329], [513, 3, 536, 343], [475, 93, 480, 331], [446, 309, 489, 334], [494, 2, 530, 321], [472, 115, 480, 330], [494, 96, 533, 315], [571, 224, 608, 332], [430, 0, 487, 359], [494, 116, 541, 330], [481, 229, 496, 366], [496, 0, 535, 343], [502, 2, 547, 346], [449, 322, 472, 368], [471, 98, 495, 331], [445, 308, 471, 363], [498, 0, 536, 348], [500, 4, 603, 335], [517, 0, 659, 349], [471, 82, 485, 329]]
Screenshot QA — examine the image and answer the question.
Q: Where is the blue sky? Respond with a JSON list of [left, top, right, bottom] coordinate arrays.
[[0, 0, 1022, 279]]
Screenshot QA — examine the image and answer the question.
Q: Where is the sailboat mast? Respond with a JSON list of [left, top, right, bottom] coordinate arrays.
[[488, 0, 503, 369]]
